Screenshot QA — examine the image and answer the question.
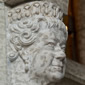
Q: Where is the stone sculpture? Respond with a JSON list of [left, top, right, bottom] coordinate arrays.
[[7, 1, 68, 85]]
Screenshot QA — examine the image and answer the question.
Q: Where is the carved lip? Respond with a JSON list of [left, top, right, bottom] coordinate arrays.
[[48, 65, 63, 73]]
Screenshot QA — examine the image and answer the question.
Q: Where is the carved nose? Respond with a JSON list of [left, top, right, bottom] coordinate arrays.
[[55, 56, 65, 61], [52, 55, 66, 66], [54, 51, 66, 63]]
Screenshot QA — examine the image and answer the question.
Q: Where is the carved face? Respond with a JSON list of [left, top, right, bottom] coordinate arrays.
[[30, 18, 67, 82], [8, 17, 67, 84], [7, 2, 68, 85]]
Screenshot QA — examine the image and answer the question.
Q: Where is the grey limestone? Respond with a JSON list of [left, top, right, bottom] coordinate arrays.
[[0, 0, 85, 85], [4, 0, 69, 15], [0, 2, 7, 85]]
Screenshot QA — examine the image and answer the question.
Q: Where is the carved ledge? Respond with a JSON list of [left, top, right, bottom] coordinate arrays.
[[65, 59, 85, 85]]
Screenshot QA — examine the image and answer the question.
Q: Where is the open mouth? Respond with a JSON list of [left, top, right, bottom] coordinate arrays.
[[47, 65, 63, 73]]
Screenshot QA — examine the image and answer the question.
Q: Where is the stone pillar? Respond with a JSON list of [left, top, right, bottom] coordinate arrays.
[[0, 2, 7, 85], [72, 0, 85, 64]]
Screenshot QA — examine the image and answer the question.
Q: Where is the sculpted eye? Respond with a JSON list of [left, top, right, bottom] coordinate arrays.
[[44, 42, 55, 50], [46, 42, 55, 46], [46, 43, 54, 48], [60, 44, 65, 50]]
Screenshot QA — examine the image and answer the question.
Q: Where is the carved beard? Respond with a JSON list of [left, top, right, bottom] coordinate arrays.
[[30, 48, 65, 83]]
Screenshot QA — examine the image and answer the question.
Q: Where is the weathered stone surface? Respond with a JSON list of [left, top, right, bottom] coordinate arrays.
[[7, 1, 68, 85], [0, 1, 85, 85], [4, 0, 69, 14], [43, 0, 69, 15], [0, 2, 7, 85], [65, 59, 85, 85]]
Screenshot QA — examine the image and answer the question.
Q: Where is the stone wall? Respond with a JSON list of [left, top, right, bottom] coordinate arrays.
[[0, 2, 7, 85]]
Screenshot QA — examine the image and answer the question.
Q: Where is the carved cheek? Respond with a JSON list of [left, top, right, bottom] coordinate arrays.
[[33, 51, 53, 70]]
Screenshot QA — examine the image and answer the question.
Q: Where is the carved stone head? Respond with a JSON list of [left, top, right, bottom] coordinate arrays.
[[7, 1, 68, 85]]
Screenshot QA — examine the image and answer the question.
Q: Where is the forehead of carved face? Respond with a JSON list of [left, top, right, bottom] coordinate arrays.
[[35, 17, 67, 50], [30, 17, 68, 82]]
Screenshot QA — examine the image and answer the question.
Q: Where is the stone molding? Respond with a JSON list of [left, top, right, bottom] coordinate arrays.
[[65, 59, 85, 85], [8, 1, 63, 23], [4, 0, 69, 14]]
